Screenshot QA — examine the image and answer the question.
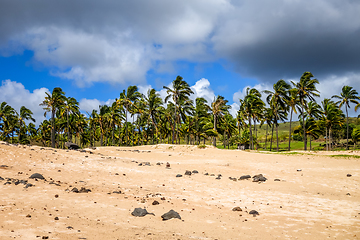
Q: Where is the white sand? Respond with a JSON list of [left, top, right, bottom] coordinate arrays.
[[0, 142, 359, 239]]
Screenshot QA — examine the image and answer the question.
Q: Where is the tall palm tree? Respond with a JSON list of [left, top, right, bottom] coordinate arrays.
[[194, 97, 210, 144], [264, 79, 290, 151], [286, 89, 299, 151], [164, 76, 194, 144], [144, 88, 163, 144], [291, 72, 319, 150], [98, 105, 110, 146], [240, 88, 264, 150], [332, 86, 359, 150], [118, 86, 141, 146], [210, 95, 230, 146], [40, 87, 66, 148], [18, 106, 35, 143], [62, 97, 79, 142]]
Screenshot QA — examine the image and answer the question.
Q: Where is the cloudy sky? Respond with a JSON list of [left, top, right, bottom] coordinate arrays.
[[1, 0, 360, 122]]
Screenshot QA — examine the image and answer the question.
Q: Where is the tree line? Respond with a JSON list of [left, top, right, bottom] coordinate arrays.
[[1, 72, 360, 151]]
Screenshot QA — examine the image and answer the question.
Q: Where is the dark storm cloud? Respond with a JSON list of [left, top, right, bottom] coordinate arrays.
[[0, 0, 359, 85], [211, 0, 360, 81]]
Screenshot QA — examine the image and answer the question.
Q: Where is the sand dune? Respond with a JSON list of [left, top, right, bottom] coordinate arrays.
[[0, 142, 359, 239]]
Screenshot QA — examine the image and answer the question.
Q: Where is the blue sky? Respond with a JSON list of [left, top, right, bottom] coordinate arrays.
[[1, 0, 360, 123]]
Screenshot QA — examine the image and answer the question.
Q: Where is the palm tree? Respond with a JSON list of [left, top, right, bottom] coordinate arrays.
[[0, 102, 16, 141], [194, 97, 210, 144], [62, 97, 79, 142], [40, 87, 66, 148], [286, 89, 299, 151], [18, 106, 35, 143], [291, 72, 319, 150], [210, 95, 230, 147], [164, 76, 194, 144], [305, 102, 322, 150], [264, 79, 290, 151], [352, 128, 360, 149], [240, 88, 264, 150], [144, 88, 163, 144], [321, 99, 344, 151], [118, 86, 141, 146], [98, 105, 110, 146], [332, 86, 360, 150]]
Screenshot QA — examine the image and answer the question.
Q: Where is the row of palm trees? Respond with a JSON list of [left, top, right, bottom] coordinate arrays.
[[1, 72, 360, 151]]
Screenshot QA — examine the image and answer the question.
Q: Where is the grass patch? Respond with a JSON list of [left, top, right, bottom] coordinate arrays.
[[197, 144, 206, 149], [329, 154, 360, 159]]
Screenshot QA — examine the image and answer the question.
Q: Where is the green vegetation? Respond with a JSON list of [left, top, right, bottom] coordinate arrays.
[[1, 72, 360, 151], [329, 154, 360, 159]]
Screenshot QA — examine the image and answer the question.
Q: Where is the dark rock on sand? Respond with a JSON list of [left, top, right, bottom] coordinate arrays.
[[192, 170, 199, 174], [161, 210, 181, 221], [252, 174, 267, 182], [112, 191, 121, 194], [185, 170, 192, 176], [176, 174, 183, 178], [65, 142, 80, 150], [204, 173, 209, 175], [232, 207, 242, 211], [0, 176, 4, 181], [166, 162, 170, 168], [78, 187, 91, 193], [152, 200, 160, 205], [249, 210, 259, 216], [29, 173, 45, 180], [347, 174, 352, 177], [71, 187, 79, 193], [131, 208, 155, 217], [24, 183, 34, 188], [239, 175, 251, 180], [215, 176, 221, 180], [274, 179, 281, 181]]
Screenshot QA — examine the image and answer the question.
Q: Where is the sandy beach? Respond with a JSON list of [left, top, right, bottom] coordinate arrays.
[[0, 141, 359, 239]]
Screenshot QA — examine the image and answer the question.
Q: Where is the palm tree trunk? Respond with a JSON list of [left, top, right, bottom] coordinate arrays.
[[249, 116, 253, 150], [51, 108, 55, 148], [213, 115, 217, 146], [112, 122, 115, 146], [301, 100, 307, 151], [265, 124, 268, 150], [172, 109, 176, 144], [270, 123, 274, 151], [125, 106, 128, 146], [310, 135, 312, 150], [288, 109, 293, 151], [276, 121, 279, 152], [325, 127, 328, 151], [67, 109, 70, 142], [346, 106, 349, 150]]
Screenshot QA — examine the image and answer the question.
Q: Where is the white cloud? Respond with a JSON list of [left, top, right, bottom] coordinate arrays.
[[79, 98, 115, 114], [190, 78, 215, 104], [0, 79, 48, 124]]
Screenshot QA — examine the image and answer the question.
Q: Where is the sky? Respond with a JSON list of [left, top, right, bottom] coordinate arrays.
[[1, 0, 360, 123]]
